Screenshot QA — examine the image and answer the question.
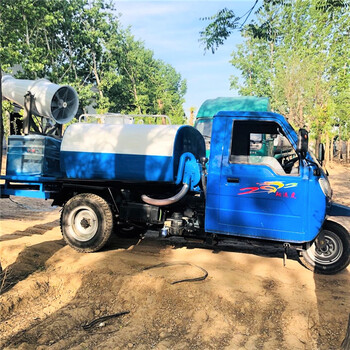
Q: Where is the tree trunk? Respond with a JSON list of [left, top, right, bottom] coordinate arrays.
[[92, 52, 103, 99], [68, 40, 78, 80], [330, 137, 334, 164], [0, 66, 3, 176], [189, 109, 195, 126], [338, 125, 342, 160], [269, 41, 274, 91], [325, 133, 330, 167], [132, 85, 142, 114], [315, 136, 321, 159], [123, 66, 142, 114]]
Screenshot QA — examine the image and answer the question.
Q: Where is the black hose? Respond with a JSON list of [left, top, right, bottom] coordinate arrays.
[[201, 170, 207, 197], [143, 261, 208, 284], [82, 311, 130, 330]]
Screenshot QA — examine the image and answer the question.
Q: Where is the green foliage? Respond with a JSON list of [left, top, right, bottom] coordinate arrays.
[[200, 8, 241, 53], [0, 0, 187, 124], [200, 0, 288, 53], [1, 100, 14, 138], [227, 0, 350, 141]]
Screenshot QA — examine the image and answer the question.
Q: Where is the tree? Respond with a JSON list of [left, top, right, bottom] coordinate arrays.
[[200, 0, 349, 53], [200, 0, 350, 163], [102, 30, 187, 122], [0, 0, 187, 123], [222, 0, 349, 157]]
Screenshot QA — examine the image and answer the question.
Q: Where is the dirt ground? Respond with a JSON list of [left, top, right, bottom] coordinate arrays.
[[0, 162, 349, 350]]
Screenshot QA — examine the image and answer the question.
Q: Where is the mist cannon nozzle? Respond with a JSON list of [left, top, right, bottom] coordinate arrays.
[[1, 75, 79, 125]]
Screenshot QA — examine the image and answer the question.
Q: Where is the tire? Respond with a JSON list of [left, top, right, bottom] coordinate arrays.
[[61, 193, 114, 252], [300, 221, 350, 275]]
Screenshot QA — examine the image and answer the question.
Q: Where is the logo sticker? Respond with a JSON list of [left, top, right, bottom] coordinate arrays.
[[239, 181, 298, 198]]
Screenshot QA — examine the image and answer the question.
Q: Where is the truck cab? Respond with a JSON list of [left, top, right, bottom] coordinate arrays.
[[205, 111, 330, 243]]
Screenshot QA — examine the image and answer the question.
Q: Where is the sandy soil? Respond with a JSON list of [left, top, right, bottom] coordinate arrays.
[[0, 162, 349, 350]]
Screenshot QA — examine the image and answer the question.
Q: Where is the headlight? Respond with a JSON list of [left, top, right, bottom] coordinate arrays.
[[319, 177, 332, 199]]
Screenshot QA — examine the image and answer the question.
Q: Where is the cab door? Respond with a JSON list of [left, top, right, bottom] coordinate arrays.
[[206, 117, 309, 242]]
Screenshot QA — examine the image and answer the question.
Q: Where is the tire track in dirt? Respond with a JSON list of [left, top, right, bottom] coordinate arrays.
[[0, 220, 60, 242]]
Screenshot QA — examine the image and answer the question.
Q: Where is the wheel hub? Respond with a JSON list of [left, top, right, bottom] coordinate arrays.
[[67, 206, 99, 242], [310, 231, 343, 265], [80, 217, 91, 229], [316, 239, 334, 255]]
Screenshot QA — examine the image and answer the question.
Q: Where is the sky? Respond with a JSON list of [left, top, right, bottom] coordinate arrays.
[[115, 1, 253, 118]]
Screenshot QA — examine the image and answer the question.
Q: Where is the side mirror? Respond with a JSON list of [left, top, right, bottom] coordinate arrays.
[[318, 143, 325, 165], [297, 128, 309, 158]]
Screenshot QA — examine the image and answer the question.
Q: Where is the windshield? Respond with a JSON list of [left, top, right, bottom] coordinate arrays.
[[195, 119, 213, 138]]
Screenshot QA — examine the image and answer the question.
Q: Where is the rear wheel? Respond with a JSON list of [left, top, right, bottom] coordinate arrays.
[[300, 221, 350, 274], [61, 193, 114, 252]]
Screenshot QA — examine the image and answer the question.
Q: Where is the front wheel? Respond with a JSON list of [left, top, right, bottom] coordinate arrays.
[[299, 221, 350, 274], [61, 193, 114, 252]]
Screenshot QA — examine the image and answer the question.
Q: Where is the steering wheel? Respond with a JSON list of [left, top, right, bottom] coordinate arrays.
[[283, 157, 299, 174]]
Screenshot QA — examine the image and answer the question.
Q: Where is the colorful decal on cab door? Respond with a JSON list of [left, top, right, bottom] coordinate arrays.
[[238, 181, 298, 198]]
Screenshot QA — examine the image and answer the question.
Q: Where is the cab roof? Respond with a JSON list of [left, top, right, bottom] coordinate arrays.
[[196, 97, 270, 119]]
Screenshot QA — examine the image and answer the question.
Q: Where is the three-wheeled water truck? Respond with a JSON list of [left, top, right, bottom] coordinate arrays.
[[1, 77, 349, 274]]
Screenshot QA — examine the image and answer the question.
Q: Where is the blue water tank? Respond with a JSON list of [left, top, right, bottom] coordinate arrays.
[[60, 124, 205, 182]]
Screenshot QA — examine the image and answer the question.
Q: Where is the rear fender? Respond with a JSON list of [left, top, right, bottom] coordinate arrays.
[[326, 202, 350, 217]]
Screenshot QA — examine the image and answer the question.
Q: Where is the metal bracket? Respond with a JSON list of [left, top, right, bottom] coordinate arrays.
[[23, 91, 34, 135], [283, 243, 291, 267], [23, 91, 63, 137], [315, 230, 326, 250], [108, 188, 119, 214], [205, 233, 218, 246]]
